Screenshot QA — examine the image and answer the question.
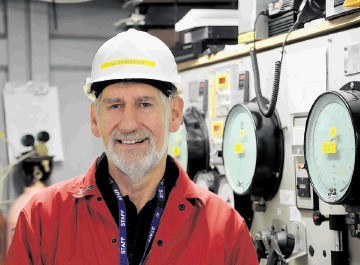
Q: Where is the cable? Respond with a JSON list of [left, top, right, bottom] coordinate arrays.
[[280, 21, 299, 61], [52, 0, 58, 30], [250, 10, 299, 118]]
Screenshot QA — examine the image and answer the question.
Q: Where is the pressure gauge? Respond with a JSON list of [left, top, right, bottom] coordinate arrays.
[[215, 175, 234, 205], [193, 170, 218, 192], [168, 123, 188, 171], [215, 174, 254, 229], [183, 107, 210, 179], [223, 101, 284, 200], [304, 82, 360, 205]]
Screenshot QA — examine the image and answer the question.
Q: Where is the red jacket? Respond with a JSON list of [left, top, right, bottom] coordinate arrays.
[[5, 158, 258, 265]]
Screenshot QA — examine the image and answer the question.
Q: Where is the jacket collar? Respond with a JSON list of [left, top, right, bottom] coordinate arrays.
[[67, 159, 99, 198], [173, 159, 206, 208]]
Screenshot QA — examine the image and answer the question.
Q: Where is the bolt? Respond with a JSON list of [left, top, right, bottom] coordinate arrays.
[[345, 70, 348, 74], [350, 82, 355, 89], [344, 47, 347, 51], [328, 38, 332, 43]]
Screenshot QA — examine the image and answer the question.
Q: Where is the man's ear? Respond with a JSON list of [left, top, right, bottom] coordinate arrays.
[[90, 103, 101, 138], [169, 96, 184, 133]]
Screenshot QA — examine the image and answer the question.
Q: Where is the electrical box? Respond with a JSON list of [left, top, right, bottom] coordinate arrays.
[[295, 155, 318, 211], [237, 71, 250, 103]]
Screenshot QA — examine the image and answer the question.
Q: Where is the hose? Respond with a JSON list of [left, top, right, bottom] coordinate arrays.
[[251, 9, 299, 118], [250, 48, 281, 118]]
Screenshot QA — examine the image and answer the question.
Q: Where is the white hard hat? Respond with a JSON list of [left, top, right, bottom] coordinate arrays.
[[83, 29, 181, 101]]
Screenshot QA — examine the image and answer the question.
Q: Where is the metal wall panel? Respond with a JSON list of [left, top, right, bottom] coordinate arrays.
[[180, 26, 360, 265]]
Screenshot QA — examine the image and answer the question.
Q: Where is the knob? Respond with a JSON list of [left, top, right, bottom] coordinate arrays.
[[37, 131, 50, 142], [21, 134, 35, 147], [313, 210, 328, 226]]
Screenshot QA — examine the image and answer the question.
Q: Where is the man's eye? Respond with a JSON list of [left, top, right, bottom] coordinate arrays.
[[109, 104, 122, 109], [140, 102, 152, 108]]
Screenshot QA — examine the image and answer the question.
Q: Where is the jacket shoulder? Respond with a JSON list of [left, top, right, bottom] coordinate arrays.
[[22, 174, 88, 216]]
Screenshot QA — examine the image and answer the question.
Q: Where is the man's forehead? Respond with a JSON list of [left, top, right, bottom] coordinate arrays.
[[103, 82, 160, 94], [101, 95, 158, 104]]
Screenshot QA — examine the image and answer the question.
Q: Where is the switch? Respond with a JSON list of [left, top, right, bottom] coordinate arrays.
[[297, 177, 311, 198]]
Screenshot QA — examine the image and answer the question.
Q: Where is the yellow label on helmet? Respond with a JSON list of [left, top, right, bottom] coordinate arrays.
[[101, 59, 156, 69]]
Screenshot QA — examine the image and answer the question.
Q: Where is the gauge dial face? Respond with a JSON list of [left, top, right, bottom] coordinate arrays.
[[196, 178, 210, 190], [193, 171, 216, 191], [223, 105, 257, 195], [168, 123, 188, 170], [305, 93, 356, 203], [216, 175, 235, 207]]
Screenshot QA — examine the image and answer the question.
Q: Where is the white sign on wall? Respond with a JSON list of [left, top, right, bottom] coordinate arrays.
[[286, 46, 328, 114], [3, 81, 64, 162]]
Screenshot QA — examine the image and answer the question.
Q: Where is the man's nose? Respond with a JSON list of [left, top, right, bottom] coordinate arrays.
[[117, 106, 140, 133]]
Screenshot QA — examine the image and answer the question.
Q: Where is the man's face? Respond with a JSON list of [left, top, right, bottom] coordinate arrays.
[[90, 82, 183, 181]]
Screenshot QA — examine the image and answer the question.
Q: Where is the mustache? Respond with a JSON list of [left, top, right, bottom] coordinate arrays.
[[109, 129, 152, 141]]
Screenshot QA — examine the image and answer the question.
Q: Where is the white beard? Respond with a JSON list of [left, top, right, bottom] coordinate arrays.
[[105, 126, 169, 183]]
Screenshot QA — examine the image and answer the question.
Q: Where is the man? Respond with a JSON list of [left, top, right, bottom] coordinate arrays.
[[5, 29, 258, 264]]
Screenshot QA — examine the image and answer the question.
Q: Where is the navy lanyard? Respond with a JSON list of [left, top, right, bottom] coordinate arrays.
[[109, 177, 166, 265]]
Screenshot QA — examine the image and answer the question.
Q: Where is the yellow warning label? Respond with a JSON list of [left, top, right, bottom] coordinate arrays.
[[211, 121, 224, 137], [234, 143, 244, 154], [344, 0, 360, 7], [172, 146, 180, 157], [101, 59, 156, 69], [330, 127, 337, 137], [322, 142, 336, 154], [216, 73, 229, 89], [0, 131, 4, 138]]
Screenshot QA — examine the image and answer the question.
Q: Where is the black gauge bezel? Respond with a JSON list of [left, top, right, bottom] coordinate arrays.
[[222, 100, 284, 200], [304, 82, 360, 205], [183, 107, 210, 179]]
